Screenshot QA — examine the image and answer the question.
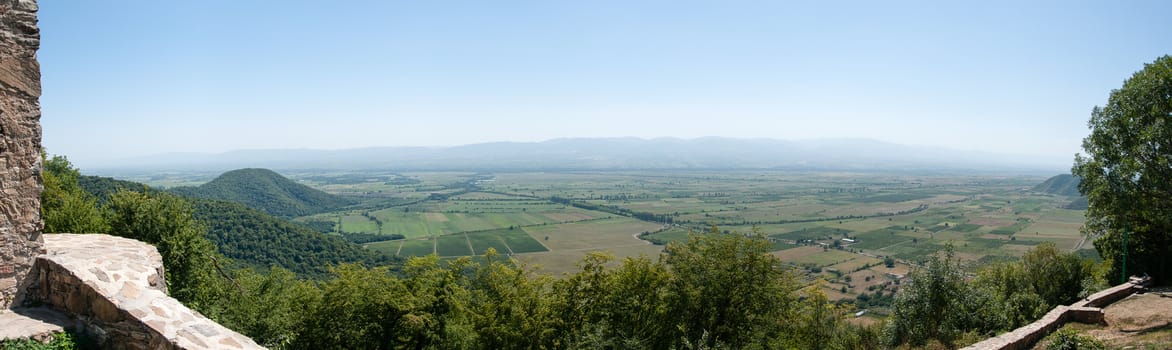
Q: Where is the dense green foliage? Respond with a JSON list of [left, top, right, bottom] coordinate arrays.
[[1043, 327, 1106, 350], [190, 199, 392, 278], [338, 231, 406, 244], [72, 172, 387, 279], [77, 175, 150, 202], [663, 230, 796, 348], [208, 230, 883, 350], [884, 243, 1102, 348], [104, 190, 223, 309], [170, 168, 353, 217], [43, 156, 224, 312], [44, 157, 394, 315], [41, 154, 107, 234], [1032, 174, 1082, 197], [0, 332, 83, 350], [1073, 55, 1172, 284]]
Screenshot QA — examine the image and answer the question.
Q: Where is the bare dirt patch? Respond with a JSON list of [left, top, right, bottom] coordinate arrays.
[[1061, 292, 1172, 349], [424, 212, 449, 222], [1103, 292, 1172, 332]]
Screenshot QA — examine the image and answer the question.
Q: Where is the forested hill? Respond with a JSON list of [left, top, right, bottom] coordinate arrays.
[[189, 199, 392, 277], [79, 175, 387, 278], [79, 175, 151, 202], [1032, 174, 1082, 197], [169, 168, 353, 217]]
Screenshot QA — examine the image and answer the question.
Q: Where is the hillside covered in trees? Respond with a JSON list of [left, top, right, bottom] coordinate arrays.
[[169, 168, 354, 217], [55, 161, 387, 278], [1033, 174, 1088, 210], [1032, 174, 1082, 197], [189, 198, 391, 277]]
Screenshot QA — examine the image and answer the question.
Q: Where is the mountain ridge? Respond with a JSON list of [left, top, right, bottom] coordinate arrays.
[[94, 137, 1069, 174]]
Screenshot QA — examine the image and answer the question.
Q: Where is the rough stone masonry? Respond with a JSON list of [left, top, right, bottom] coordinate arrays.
[[0, 0, 45, 309]]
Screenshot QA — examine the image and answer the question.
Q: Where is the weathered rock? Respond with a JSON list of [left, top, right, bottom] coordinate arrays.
[[20, 234, 266, 349], [0, 0, 45, 309]]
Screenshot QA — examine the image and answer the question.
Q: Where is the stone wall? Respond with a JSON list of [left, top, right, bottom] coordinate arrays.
[[21, 234, 264, 349], [961, 276, 1150, 350], [0, 0, 45, 309]]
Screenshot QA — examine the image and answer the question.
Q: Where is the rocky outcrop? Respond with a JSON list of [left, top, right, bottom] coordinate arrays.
[[19, 234, 264, 349], [0, 0, 45, 309]]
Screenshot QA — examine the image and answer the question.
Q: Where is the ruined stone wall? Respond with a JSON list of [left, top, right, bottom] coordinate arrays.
[[962, 277, 1149, 350], [21, 234, 264, 349], [0, 0, 44, 309]]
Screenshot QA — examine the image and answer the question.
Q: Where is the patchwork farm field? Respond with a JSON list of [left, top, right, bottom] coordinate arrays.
[[286, 170, 1088, 303]]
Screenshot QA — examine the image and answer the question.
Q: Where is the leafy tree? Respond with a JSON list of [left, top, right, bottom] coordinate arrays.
[[883, 245, 993, 347], [1073, 55, 1172, 284], [788, 283, 862, 350], [292, 264, 409, 350], [104, 190, 222, 310], [1022, 242, 1091, 306], [664, 228, 797, 349], [553, 252, 672, 348], [594, 255, 672, 348], [974, 260, 1048, 329], [464, 249, 558, 349], [1044, 327, 1106, 350], [41, 154, 107, 233], [397, 255, 477, 349], [215, 267, 321, 348]]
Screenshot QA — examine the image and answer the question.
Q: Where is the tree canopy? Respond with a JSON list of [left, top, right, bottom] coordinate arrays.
[[1073, 55, 1172, 284]]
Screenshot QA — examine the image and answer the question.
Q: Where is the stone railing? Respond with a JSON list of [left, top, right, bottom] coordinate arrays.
[[961, 276, 1150, 350], [15, 234, 264, 349]]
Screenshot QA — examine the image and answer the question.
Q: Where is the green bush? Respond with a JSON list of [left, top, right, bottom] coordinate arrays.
[[0, 332, 80, 350], [1045, 327, 1106, 350]]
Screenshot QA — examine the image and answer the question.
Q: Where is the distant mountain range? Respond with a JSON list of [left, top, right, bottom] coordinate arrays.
[[95, 137, 1071, 174]]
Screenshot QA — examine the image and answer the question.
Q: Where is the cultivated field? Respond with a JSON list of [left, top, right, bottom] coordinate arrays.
[[283, 170, 1087, 313]]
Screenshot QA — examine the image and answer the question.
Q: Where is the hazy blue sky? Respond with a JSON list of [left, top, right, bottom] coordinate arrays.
[[37, 1, 1170, 168]]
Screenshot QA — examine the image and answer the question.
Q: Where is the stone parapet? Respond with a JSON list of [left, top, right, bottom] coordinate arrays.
[[19, 234, 264, 350], [961, 277, 1149, 350]]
